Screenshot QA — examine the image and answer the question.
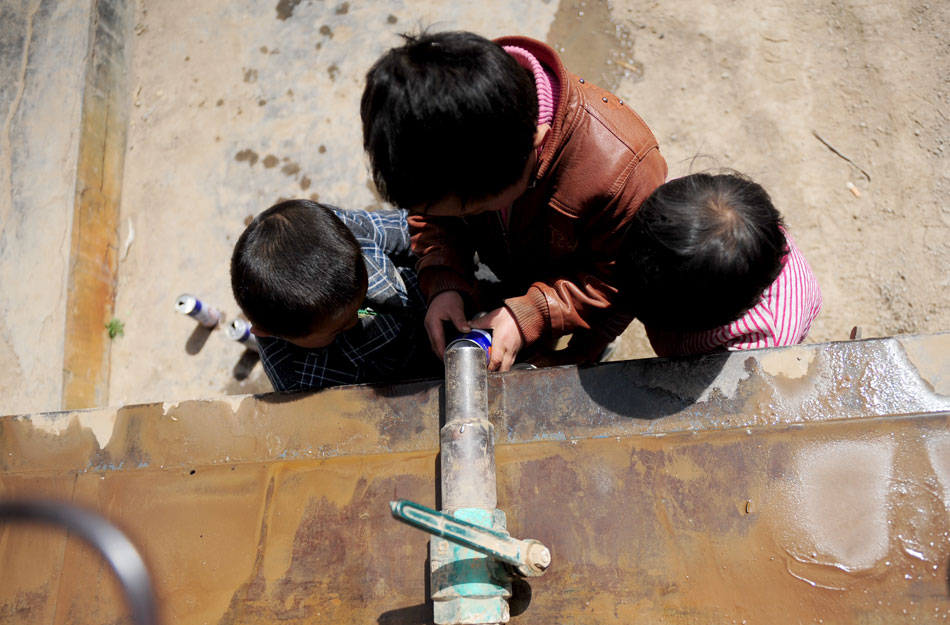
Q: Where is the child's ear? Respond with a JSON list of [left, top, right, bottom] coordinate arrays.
[[534, 123, 551, 149], [250, 325, 271, 337]]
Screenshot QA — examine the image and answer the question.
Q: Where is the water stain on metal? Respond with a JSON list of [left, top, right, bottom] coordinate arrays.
[[216, 462, 433, 624], [275, 0, 302, 21], [791, 439, 895, 570], [546, 0, 643, 93], [899, 333, 950, 396], [4, 336, 950, 623]]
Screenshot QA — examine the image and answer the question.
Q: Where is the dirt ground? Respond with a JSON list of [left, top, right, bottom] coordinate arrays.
[[591, 0, 950, 361], [3, 0, 946, 414], [105, 0, 949, 406]]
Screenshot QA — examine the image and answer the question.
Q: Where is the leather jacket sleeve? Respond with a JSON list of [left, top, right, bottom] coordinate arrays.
[[504, 147, 668, 352], [408, 213, 477, 303]]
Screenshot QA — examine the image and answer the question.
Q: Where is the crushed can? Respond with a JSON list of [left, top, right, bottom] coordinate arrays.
[[445, 329, 492, 364]]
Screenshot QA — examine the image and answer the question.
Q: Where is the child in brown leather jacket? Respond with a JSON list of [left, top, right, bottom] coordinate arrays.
[[361, 30, 667, 371]]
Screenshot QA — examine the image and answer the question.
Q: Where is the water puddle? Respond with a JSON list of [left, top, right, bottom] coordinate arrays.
[[546, 0, 642, 92]]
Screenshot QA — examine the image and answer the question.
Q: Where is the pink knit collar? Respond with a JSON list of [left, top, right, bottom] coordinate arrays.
[[503, 45, 557, 127]]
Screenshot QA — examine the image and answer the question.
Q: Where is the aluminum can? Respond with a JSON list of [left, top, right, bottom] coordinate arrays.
[[226, 318, 260, 352], [175, 293, 220, 328], [445, 329, 492, 364]]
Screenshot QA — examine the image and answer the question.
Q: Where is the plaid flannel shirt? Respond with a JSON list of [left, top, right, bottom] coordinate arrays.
[[257, 208, 435, 391]]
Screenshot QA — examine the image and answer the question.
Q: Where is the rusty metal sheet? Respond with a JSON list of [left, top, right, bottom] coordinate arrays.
[[1, 334, 949, 624]]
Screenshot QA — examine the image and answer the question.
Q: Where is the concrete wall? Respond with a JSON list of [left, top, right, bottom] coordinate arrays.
[[0, 1, 92, 416]]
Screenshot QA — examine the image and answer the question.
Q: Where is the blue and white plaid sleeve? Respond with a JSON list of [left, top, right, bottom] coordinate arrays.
[[258, 208, 431, 392]]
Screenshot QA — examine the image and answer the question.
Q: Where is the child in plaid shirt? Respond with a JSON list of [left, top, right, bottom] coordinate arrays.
[[231, 200, 439, 391]]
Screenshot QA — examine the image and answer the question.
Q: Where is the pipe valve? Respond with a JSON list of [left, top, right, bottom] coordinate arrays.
[[390, 499, 551, 578]]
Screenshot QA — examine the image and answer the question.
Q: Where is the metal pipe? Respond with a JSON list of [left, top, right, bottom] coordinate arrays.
[[0, 499, 158, 625], [442, 344, 496, 512], [433, 342, 510, 624], [391, 500, 551, 577]]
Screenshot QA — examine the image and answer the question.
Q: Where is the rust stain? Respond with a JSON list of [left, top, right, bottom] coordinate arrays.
[[217, 456, 434, 624], [0, 477, 76, 624], [4, 337, 950, 622], [62, 2, 133, 409]]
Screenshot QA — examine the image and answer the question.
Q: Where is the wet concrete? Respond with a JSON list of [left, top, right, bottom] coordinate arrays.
[[548, 0, 644, 92]]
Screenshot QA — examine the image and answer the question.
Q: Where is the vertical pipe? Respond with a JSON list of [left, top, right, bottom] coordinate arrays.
[[434, 343, 510, 624], [441, 344, 496, 512]]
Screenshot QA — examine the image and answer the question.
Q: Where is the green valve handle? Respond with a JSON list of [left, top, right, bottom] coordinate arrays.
[[390, 499, 551, 577]]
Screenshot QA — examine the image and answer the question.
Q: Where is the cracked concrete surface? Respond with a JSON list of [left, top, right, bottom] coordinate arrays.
[[0, 0, 90, 416]]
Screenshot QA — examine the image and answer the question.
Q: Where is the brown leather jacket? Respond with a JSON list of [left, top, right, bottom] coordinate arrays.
[[409, 36, 668, 360]]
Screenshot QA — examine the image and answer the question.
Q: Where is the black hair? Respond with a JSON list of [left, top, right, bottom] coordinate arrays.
[[230, 200, 366, 338], [361, 30, 539, 209], [620, 173, 787, 332]]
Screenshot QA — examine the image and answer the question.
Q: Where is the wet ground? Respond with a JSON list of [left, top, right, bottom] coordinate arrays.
[[3, 335, 950, 623]]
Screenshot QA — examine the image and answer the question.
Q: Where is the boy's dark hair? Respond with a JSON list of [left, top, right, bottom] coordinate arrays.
[[621, 173, 787, 332], [361, 30, 539, 209], [231, 200, 366, 338]]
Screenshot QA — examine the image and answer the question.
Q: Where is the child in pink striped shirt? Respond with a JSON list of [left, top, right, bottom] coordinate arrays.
[[620, 173, 822, 357]]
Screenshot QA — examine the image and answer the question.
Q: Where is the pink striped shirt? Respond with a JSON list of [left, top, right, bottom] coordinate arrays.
[[645, 231, 822, 357]]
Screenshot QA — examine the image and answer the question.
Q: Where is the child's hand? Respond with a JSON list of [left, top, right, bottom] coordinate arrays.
[[469, 307, 524, 372], [425, 291, 471, 359]]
